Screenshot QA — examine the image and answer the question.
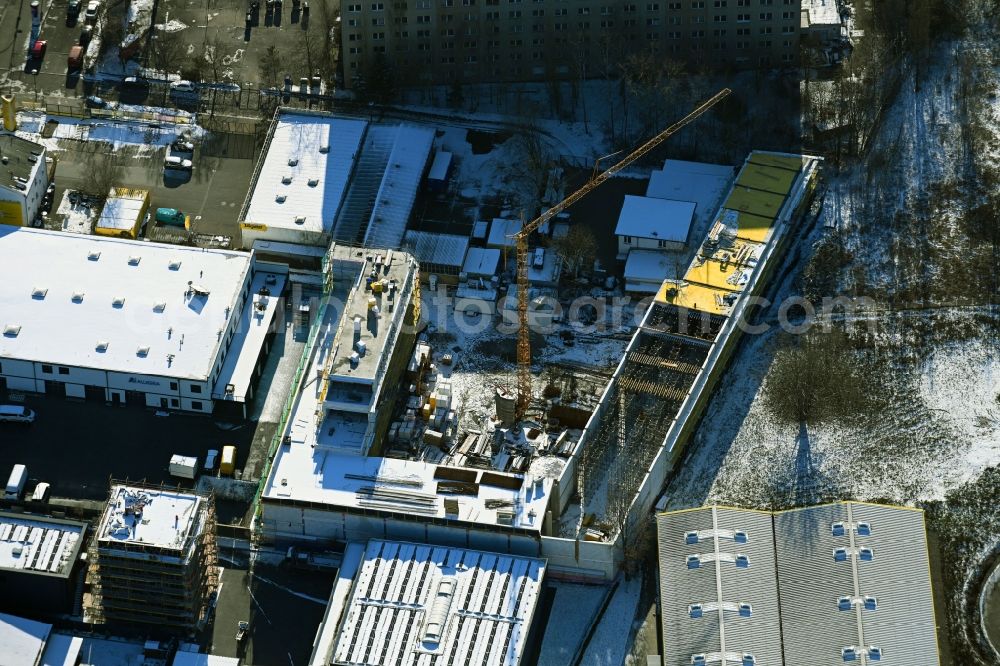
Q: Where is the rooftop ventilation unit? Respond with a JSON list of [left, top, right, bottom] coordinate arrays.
[[31, 287, 47, 299], [168, 260, 182, 270], [275, 194, 286, 203], [287, 157, 298, 166], [3, 324, 20, 338], [96, 340, 109, 352], [308, 178, 319, 187], [225, 384, 235, 395], [153, 302, 166, 312], [137, 345, 150, 357], [319, 145, 330, 153], [281, 175, 293, 185], [71, 292, 85, 303], [128, 255, 141, 266], [294, 216, 306, 225], [112, 296, 125, 308], [88, 251, 101, 261]]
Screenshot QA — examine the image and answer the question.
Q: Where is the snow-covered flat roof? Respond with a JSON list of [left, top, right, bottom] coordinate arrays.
[[623, 250, 676, 291], [362, 126, 435, 249], [615, 195, 695, 242], [487, 218, 522, 247], [427, 150, 453, 181], [330, 540, 546, 666], [802, 0, 841, 26], [244, 112, 368, 235], [0, 512, 86, 578], [212, 270, 287, 403], [95, 188, 148, 232], [403, 230, 469, 268], [172, 651, 240, 666], [0, 612, 51, 665], [647, 160, 735, 226], [0, 226, 252, 380], [462, 247, 500, 277], [264, 446, 550, 531], [40, 633, 83, 666], [97, 486, 203, 552]]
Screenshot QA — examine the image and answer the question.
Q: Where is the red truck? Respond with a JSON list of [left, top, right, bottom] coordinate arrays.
[[67, 45, 84, 71]]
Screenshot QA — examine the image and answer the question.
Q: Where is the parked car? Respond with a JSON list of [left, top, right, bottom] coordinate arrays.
[[155, 207, 189, 228], [79, 25, 93, 46], [169, 80, 196, 94], [0, 405, 35, 424], [164, 155, 193, 171], [29, 40, 47, 60], [84, 95, 106, 108], [171, 138, 194, 152], [84, 0, 99, 21], [122, 75, 149, 91], [203, 449, 219, 472], [68, 0, 81, 15]]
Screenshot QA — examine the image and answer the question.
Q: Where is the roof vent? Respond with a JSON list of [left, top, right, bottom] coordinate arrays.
[[308, 178, 319, 187], [275, 194, 287, 203], [3, 324, 20, 338], [287, 157, 298, 166], [319, 144, 330, 153], [32, 287, 47, 299], [112, 296, 125, 308], [128, 255, 141, 266], [153, 302, 166, 313], [71, 292, 85, 303], [281, 174, 293, 185], [294, 216, 306, 225], [96, 340, 109, 352], [137, 345, 150, 357], [168, 260, 182, 270], [88, 251, 101, 261]]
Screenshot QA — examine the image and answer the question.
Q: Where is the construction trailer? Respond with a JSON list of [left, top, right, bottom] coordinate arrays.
[[85, 483, 218, 633], [94, 187, 150, 239]]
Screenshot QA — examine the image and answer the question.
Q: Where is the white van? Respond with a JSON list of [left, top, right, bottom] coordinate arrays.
[[0, 405, 35, 423], [5, 465, 27, 500], [31, 482, 51, 503]]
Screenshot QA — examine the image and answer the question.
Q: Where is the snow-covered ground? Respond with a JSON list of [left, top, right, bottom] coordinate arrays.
[[536, 582, 608, 665], [579, 575, 644, 666], [15, 109, 201, 155], [53, 191, 97, 235]]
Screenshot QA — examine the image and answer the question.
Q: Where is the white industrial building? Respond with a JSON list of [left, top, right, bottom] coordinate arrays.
[[240, 111, 368, 248], [0, 133, 50, 228], [615, 195, 696, 259], [0, 226, 286, 417], [311, 540, 547, 666]]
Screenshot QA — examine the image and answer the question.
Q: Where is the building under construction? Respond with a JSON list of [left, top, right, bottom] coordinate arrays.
[[85, 484, 218, 633]]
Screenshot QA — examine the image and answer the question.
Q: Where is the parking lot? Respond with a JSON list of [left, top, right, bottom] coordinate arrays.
[[0, 391, 255, 501], [48, 134, 255, 237]]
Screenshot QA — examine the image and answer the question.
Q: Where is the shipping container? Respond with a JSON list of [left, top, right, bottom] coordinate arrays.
[[220, 445, 237, 477], [168, 454, 198, 479]]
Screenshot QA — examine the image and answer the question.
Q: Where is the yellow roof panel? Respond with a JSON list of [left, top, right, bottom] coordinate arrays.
[[684, 259, 747, 292], [725, 187, 786, 220], [748, 152, 806, 172], [728, 210, 776, 243], [736, 163, 797, 196], [655, 280, 734, 316]]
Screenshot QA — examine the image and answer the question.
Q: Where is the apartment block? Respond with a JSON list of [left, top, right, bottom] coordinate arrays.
[[340, 0, 802, 88], [85, 485, 218, 633]]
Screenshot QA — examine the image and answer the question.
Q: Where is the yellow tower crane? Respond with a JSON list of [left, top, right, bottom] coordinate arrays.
[[513, 88, 732, 418]]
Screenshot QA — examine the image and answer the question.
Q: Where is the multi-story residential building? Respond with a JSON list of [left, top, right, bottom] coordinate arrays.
[[340, 0, 802, 89]]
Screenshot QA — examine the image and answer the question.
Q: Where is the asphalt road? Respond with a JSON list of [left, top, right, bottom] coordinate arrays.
[[212, 562, 334, 665]]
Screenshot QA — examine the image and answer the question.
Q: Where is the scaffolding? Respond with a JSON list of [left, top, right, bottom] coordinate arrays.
[[578, 332, 711, 531], [85, 481, 219, 633]]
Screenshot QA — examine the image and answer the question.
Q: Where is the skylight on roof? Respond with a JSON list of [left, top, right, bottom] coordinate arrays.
[[31, 287, 47, 299], [137, 345, 150, 357], [72, 292, 85, 303], [3, 324, 20, 338], [169, 260, 182, 270], [112, 296, 125, 308], [153, 302, 166, 312], [128, 255, 141, 266], [88, 250, 101, 261], [96, 340, 109, 352]]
